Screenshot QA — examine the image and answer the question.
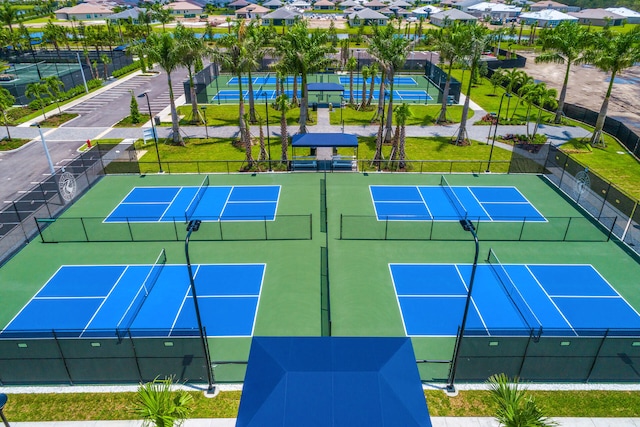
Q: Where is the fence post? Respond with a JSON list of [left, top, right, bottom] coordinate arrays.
[[598, 183, 611, 219], [80, 217, 89, 242], [517, 331, 535, 378], [52, 330, 74, 385], [128, 331, 144, 382], [339, 214, 343, 240], [586, 330, 609, 383]]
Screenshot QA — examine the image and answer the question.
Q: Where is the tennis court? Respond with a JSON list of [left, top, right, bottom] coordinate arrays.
[[338, 76, 418, 86], [227, 76, 301, 86], [105, 180, 281, 222], [2, 173, 640, 384], [0, 250, 264, 339], [391, 251, 640, 337], [370, 180, 546, 221]]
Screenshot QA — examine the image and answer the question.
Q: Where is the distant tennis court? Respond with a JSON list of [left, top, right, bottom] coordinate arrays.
[[228, 76, 301, 85], [370, 180, 545, 221], [338, 76, 417, 86], [0, 252, 265, 339], [391, 251, 640, 337], [105, 181, 281, 222]]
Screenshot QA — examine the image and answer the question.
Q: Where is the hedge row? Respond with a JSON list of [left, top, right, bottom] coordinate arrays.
[[112, 61, 142, 79]]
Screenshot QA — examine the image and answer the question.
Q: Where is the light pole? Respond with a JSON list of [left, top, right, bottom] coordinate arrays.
[[340, 97, 345, 133], [446, 219, 479, 394], [185, 219, 216, 394], [32, 123, 55, 177], [201, 106, 209, 139], [264, 93, 272, 172], [138, 92, 163, 173], [486, 92, 511, 173]]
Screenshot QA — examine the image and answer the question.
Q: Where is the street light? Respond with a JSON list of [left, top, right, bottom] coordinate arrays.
[[340, 97, 345, 133], [31, 123, 55, 177], [137, 92, 163, 173], [185, 219, 216, 394], [486, 92, 511, 173], [446, 218, 480, 394], [263, 93, 272, 172], [201, 106, 209, 139]]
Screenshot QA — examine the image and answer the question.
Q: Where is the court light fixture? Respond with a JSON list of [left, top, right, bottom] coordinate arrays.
[[185, 219, 215, 395], [138, 91, 163, 173], [446, 218, 479, 394]]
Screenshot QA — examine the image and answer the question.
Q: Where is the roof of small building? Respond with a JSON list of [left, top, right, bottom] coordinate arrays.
[[237, 4, 270, 12], [349, 7, 388, 19], [107, 7, 144, 19], [467, 2, 521, 12], [314, 0, 336, 6], [430, 8, 477, 20], [262, 6, 304, 18], [569, 8, 625, 19], [519, 9, 576, 20], [55, 3, 114, 14], [163, 1, 203, 10], [363, 0, 386, 7], [605, 6, 640, 18], [531, 0, 567, 7]]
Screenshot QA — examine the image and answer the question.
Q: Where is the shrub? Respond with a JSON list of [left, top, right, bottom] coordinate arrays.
[[112, 61, 142, 78]]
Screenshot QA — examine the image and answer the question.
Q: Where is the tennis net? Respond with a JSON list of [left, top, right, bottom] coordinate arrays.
[[440, 176, 467, 219], [116, 248, 167, 337], [487, 248, 542, 333], [184, 175, 209, 222]]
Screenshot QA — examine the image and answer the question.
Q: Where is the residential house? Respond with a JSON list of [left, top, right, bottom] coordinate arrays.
[[518, 9, 577, 27], [314, 0, 336, 10], [348, 7, 389, 25], [263, 0, 284, 9], [54, 3, 114, 20], [412, 5, 441, 18], [106, 7, 145, 24], [569, 8, 625, 26], [338, 0, 359, 10], [261, 6, 304, 25], [236, 4, 270, 18], [467, 2, 521, 21], [606, 7, 640, 24], [429, 8, 477, 26], [290, 0, 311, 8], [380, 5, 411, 18], [363, 0, 386, 10], [228, 0, 251, 10], [162, 1, 203, 16], [530, 0, 579, 13]]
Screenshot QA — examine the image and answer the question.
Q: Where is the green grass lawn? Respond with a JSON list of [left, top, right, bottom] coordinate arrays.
[[331, 104, 468, 126], [4, 389, 640, 421], [177, 104, 316, 127]]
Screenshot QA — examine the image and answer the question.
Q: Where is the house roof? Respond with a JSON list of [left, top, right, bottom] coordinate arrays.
[[467, 2, 521, 12], [314, 0, 335, 6], [349, 7, 388, 19], [519, 9, 576, 20], [605, 7, 640, 18], [531, 0, 567, 7], [390, 0, 412, 7], [412, 5, 441, 14], [430, 8, 477, 20], [290, 0, 311, 6], [163, 1, 202, 10], [569, 8, 625, 19], [237, 4, 269, 12], [363, 0, 386, 7], [263, 0, 283, 5], [228, 0, 250, 6], [55, 3, 114, 14], [339, 0, 359, 6], [262, 6, 304, 19], [107, 7, 144, 19], [380, 5, 410, 14]]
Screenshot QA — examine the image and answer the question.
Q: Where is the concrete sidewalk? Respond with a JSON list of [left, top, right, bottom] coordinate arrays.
[[8, 417, 640, 426]]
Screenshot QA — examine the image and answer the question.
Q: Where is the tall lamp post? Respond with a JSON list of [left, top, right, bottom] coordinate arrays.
[[201, 106, 209, 139], [185, 219, 215, 394], [138, 92, 163, 173], [32, 123, 55, 177], [446, 219, 480, 394], [263, 93, 272, 172], [486, 92, 511, 173], [340, 97, 345, 133]]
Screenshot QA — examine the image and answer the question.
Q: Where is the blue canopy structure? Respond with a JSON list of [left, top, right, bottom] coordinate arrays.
[[236, 337, 432, 427], [292, 133, 358, 148], [307, 83, 344, 92]]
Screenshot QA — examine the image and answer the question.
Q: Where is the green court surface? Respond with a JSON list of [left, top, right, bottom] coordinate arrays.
[[1, 172, 640, 383]]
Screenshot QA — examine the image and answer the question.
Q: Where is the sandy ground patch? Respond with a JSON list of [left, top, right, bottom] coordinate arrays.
[[519, 51, 640, 135]]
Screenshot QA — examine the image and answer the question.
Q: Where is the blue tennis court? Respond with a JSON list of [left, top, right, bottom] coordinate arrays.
[[338, 76, 417, 86], [212, 90, 300, 102], [0, 260, 265, 338], [342, 90, 432, 102], [227, 76, 301, 85], [390, 261, 640, 337], [105, 184, 280, 223], [370, 184, 546, 222]]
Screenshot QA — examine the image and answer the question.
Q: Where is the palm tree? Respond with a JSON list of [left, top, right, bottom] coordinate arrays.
[[25, 82, 50, 120], [496, 68, 525, 120], [144, 32, 184, 145], [277, 21, 334, 134], [0, 2, 18, 34], [215, 21, 254, 166], [366, 62, 378, 108], [243, 21, 270, 124], [0, 86, 15, 140], [276, 94, 289, 164], [535, 21, 592, 123], [133, 376, 193, 427], [43, 76, 64, 115], [393, 103, 411, 169], [100, 53, 111, 79], [585, 26, 640, 146], [431, 22, 468, 124], [487, 373, 557, 427], [359, 65, 369, 110], [454, 24, 491, 145], [509, 74, 534, 121], [43, 21, 65, 59], [256, 114, 267, 162], [175, 24, 209, 124], [368, 24, 413, 142], [346, 56, 357, 105]]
